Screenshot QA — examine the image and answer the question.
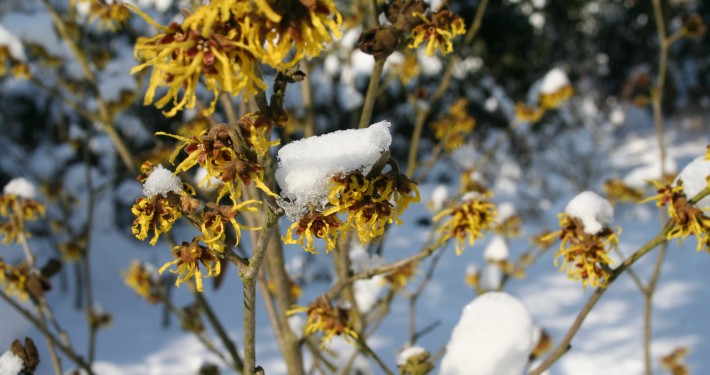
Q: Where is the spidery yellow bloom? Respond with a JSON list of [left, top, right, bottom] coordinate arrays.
[[603, 179, 644, 205], [3, 263, 30, 301], [288, 297, 358, 346], [131, 195, 182, 246], [159, 237, 220, 292], [384, 262, 418, 291], [409, 9, 466, 56], [432, 99, 476, 152], [283, 210, 343, 254], [123, 260, 161, 303], [539, 85, 574, 110], [642, 181, 710, 252], [546, 214, 619, 288], [200, 201, 261, 253], [434, 196, 497, 255], [0, 194, 46, 246], [88, 1, 132, 31], [514, 102, 545, 123]]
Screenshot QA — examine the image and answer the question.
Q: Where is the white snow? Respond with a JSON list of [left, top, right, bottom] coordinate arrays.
[[564, 191, 614, 235], [0, 24, 25, 61], [0, 350, 23, 375], [495, 202, 516, 224], [142, 165, 183, 198], [194, 167, 222, 191], [676, 156, 710, 209], [275, 121, 392, 215], [3, 177, 36, 199], [484, 236, 509, 262], [350, 244, 386, 313], [540, 68, 570, 94], [397, 346, 426, 366], [430, 185, 449, 211], [439, 292, 534, 375], [481, 263, 502, 291]]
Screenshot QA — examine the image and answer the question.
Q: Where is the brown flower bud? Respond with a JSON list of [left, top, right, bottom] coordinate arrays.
[[385, 0, 429, 32], [358, 26, 401, 60], [11, 337, 40, 372], [681, 13, 706, 37]]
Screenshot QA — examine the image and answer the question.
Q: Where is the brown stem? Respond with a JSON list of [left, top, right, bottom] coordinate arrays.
[[194, 290, 244, 372], [358, 60, 385, 129]]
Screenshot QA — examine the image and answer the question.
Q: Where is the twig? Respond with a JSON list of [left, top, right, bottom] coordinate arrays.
[[356, 336, 394, 375], [194, 290, 244, 372]]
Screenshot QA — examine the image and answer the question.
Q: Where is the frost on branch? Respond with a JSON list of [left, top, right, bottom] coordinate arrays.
[[275, 121, 392, 219], [142, 164, 183, 198], [676, 156, 710, 209], [564, 191, 614, 235], [440, 292, 534, 375]]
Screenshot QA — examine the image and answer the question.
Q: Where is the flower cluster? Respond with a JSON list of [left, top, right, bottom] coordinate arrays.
[[131, 187, 185, 246], [157, 122, 275, 203], [128, 0, 341, 116], [0, 193, 45, 246], [603, 179, 644, 205], [159, 237, 221, 292], [288, 297, 358, 346], [384, 262, 418, 291], [433, 195, 497, 255], [283, 210, 343, 253], [545, 214, 619, 288], [87, 1, 132, 31], [409, 7, 466, 56], [642, 181, 710, 252], [324, 171, 420, 245], [432, 99, 476, 152], [123, 260, 162, 303]]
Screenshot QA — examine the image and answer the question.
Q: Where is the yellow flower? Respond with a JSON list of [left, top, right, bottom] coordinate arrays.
[[288, 297, 358, 346], [434, 196, 497, 255], [409, 9, 466, 56], [3, 263, 30, 301], [539, 85, 574, 110], [88, 1, 132, 31], [200, 201, 261, 252], [0, 194, 46, 246], [642, 181, 710, 252], [432, 99, 476, 152], [259, 0, 343, 69], [660, 346, 690, 375], [384, 262, 418, 291], [123, 260, 161, 303], [603, 179, 644, 205], [548, 214, 619, 288], [283, 210, 343, 254], [159, 237, 220, 292], [705, 144, 710, 161], [324, 171, 419, 243], [127, 2, 264, 117], [460, 170, 492, 197], [238, 113, 281, 158], [131, 195, 182, 246], [514, 102, 545, 123], [158, 123, 276, 201]]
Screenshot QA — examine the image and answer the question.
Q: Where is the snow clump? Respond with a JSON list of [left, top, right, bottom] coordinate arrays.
[[142, 165, 183, 198], [429, 184, 449, 211], [676, 156, 710, 210], [440, 292, 534, 375], [350, 244, 386, 313], [397, 346, 427, 365], [540, 68, 570, 94], [0, 25, 25, 61], [275, 121, 392, 217], [0, 350, 24, 375], [483, 236, 509, 262], [3, 177, 36, 199], [564, 191, 614, 235]]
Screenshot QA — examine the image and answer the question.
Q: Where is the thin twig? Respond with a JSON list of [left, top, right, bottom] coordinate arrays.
[[194, 290, 244, 372]]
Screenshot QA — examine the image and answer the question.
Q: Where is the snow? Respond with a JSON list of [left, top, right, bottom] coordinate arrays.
[[540, 68, 570, 94], [397, 346, 426, 365], [275, 121, 392, 216], [142, 165, 183, 198], [0, 350, 23, 375], [496, 202, 517, 223], [3, 177, 36, 199], [429, 185, 449, 211], [564, 191, 614, 235], [484, 236, 509, 262], [350, 244, 386, 312], [439, 292, 534, 375], [676, 156, 710, 209], [481, 263, 503, 291], [0, 24, 25, 61]]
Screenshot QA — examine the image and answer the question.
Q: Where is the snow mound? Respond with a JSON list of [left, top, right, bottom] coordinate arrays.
[[565, 191, 614, 235], [430, 185, 449, 211], [540, 68, 570, 94], [484, 236, 509, 262], [0, 350, 23, 375], [350, 244, 386, 312], [440, 292, 534, 375], [275, 121, 392, 215], [676, 156, 710, 210], [0, 25, 25, 61], [397, 346, 426, 365], [3, 177, 36, 199], [142, 165, 183, 198]]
